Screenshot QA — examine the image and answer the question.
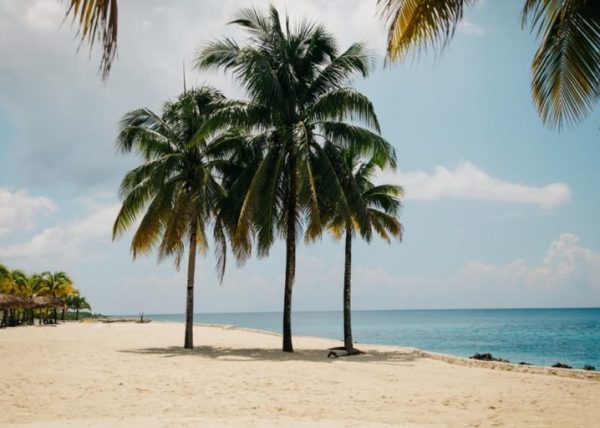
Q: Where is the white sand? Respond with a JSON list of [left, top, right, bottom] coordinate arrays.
[[1, 322, 599, 427]]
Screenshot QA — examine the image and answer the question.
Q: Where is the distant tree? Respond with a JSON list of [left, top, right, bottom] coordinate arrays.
[[0, 264, 16, 294], [66, 292, 92, 320], [34, 271, 74, 322]]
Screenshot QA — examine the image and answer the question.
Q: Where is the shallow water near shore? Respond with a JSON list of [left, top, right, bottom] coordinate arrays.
[[126, 308, 600, 369]]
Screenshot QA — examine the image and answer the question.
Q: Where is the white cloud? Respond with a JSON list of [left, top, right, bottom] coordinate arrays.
[[379, 161, 571, 210], [0, 188, 56, 236], [461, 233, 600, 290], [23, 0, 62, 30], [353, 233, 600, 309], [0, 202, 118, 262]]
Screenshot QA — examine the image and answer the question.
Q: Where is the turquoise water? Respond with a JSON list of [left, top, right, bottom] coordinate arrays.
[[139, 308, 600, 369]]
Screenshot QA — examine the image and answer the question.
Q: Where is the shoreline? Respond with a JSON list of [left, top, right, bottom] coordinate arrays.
[[178, 321, 600, 381], [93, 318, 600, 379]]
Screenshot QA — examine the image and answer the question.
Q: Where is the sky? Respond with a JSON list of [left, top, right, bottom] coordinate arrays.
[[1, 0, 599, 315]]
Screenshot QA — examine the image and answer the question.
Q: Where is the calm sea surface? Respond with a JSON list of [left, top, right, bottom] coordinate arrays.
[[133, 308, 599, 369]]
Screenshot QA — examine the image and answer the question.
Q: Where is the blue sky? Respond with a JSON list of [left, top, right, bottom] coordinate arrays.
[[1, 0, 599, 314]]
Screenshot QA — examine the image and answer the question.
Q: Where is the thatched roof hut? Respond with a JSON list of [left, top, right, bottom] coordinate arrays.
[[0, 293, 29, 310], [30, 295, 66, 309]]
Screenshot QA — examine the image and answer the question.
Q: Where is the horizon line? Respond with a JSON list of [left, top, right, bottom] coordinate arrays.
[[109, 306, 600, 317]]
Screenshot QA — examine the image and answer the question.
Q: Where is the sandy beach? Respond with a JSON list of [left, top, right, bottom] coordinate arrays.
[[1, 322, 599, 427]]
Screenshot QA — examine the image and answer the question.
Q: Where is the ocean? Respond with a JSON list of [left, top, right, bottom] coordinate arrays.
[[137, 308, 600, 369]]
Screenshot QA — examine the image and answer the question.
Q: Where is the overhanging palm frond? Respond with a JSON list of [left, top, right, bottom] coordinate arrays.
[[319, 122, 396, 168], [523, 0, 600, 128], [378, 0, 472, 62], [308, 88, 381, 132], [66, 0, 118, 80], [304, 43, 373, 104]]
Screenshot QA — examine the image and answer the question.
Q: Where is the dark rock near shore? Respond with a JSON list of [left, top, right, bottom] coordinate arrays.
[[470, 353, 509, 363], [583, 365, 596, 371], [552, 362, 572, 369], [518, 362, 532, 366]]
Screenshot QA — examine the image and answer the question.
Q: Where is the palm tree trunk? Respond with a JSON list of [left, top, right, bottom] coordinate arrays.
[[76, 307, 80, 321], [283, 154, 297, 353], [343, 226, 354, 352], [184, 220, 198, 349]]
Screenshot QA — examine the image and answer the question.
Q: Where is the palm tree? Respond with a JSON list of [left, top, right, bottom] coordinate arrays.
[[324, 144, 403, 353], [196, 5, 396, 352], [0, 264, 16, 294], [67, 292, 92, 320], [12, 271, 38, 324], [0, 265, 19, 325], [113, 86, 235, 349], [34, 272, 74, 323], [378, 0, 600, 129]]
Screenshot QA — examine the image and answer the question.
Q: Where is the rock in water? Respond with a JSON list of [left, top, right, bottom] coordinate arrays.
[[470, 353, 509, 363], [552, 362, 572, 369]]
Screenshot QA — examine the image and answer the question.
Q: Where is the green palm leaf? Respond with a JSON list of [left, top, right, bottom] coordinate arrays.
[[523, 0, 600, 128]]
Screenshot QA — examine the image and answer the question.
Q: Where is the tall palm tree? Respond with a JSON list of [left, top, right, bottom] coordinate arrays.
[[378, 0, 600, 129], [113, 86, 235, 349], [196, 5, 396, 352], [325, 144, 403, 353]]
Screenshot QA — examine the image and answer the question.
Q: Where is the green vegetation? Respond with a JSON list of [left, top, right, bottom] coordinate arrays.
[[0, 263, 92, 326], [112, 6, 400, 352]]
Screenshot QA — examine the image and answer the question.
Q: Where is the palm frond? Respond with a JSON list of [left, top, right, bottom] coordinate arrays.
[[319, 122, 396, 168], [66, 0, 118, 79], [523, 0, 600, 128], [305, 42, 373, 103], [378, 0, 473, 63], [307, 88, 381, 132]]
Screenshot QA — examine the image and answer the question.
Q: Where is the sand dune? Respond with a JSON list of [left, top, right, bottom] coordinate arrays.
[[1, 322, 599, 427]]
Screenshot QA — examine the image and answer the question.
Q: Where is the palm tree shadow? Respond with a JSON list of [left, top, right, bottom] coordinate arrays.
[[120, 346, 422, 364]]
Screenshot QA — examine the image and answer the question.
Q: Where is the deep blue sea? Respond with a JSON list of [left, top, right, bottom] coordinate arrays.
[[134, 308, 600, 369]]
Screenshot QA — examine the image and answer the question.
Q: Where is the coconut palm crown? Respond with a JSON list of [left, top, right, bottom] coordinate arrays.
[[196, 5, 396, 352]]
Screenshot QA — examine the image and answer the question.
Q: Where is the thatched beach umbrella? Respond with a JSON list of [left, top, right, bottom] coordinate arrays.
[[31, 295, 66, 309], [0, 293, 28, 310], [29, 296, 66, 325], [0, 293, 30, 327]]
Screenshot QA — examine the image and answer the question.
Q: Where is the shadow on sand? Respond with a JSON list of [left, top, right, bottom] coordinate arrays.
[[120, 345, 422, 364]]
